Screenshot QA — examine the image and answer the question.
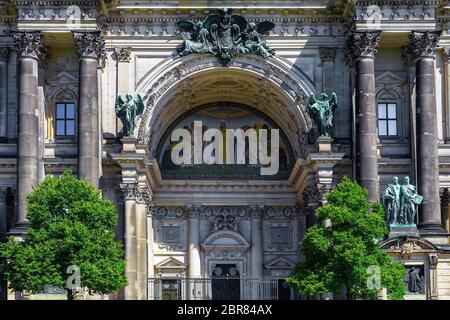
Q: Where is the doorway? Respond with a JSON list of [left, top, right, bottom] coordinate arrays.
[[211, 264, 240, 300]]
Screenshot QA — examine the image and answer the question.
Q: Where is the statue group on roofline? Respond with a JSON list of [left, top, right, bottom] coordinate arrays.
[[176, 7, 276, 66], [382, 176, 423, 226]]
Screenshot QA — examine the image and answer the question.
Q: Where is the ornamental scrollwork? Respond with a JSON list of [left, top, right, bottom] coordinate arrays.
[[176, 7, 276, 66]]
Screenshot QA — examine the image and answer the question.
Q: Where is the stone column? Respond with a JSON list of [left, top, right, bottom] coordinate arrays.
[[135, 188, 150, 300], [187, 206, 201, 278], [441, 188, 450, 232], [0, 48, 9, 141], [13, 31, 44, 227], [147, 203, 155, 300], [0, 188, 6, 300], [250, 206, 264, 299], [408, 31, 446, 235], [347, 31, 381, 202], [319, 48, 337, 94], [120, 183, 137, 300], [72, 32, 105, 188]]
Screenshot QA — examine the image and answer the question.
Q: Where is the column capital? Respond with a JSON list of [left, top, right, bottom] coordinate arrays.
[[72, 31, 106, 63], [442, 47, 450, 61], [12, 31, 44, 60], [319, 47, 337, 62], [346, 30, 381, 63], [119, 183, 138, 201], [249, 206, 264, 219], [136, 187, 152, 204], [408, 30, 442, 60], [115, 47, 132, 62], [186, 205, 201, 219]]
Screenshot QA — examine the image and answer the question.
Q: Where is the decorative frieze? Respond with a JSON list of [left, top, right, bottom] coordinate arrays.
[[152, 205, 302, 220], [407, 30, 441, 59], [12, 31, 44, 60], [72, 31, 106, 63]]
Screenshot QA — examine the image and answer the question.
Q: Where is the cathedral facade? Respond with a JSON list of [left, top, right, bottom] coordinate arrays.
[[1, 0, 450, 300]]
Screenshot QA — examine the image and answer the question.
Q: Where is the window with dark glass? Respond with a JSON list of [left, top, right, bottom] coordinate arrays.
[[55, 103, 75, 136], [377, 103, 397, 136]]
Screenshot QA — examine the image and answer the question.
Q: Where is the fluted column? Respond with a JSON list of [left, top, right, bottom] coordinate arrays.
[[120, 183, 138, 300], [187, 206, 201, 278], [250, 207, 264, 277], [250, 206, 264, 299], [13, 31, 44, 226], [408, 31, 446, 234], [136, 188, 150, 300], [73, 32, 105, 188], [348, 31, 381, 202]]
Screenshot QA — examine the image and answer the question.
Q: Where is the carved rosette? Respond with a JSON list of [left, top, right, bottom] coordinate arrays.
[[13, 31, 44, 60], [115, 47, 132, 62], [72, 31, 106, 64], [346, 31, 381, 64], [319, 47, 337, 62], [119, 183, 138, 201], [408, 31, 441, 60]]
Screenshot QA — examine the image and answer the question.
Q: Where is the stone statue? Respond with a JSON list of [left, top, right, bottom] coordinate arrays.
[[405, 267, 425, 294], [382, 176, 401, 225], [398, 176, 423, 225], [115, 94, 145, 136], [307, 93, 337, 138], [176, 8, 275, 66]]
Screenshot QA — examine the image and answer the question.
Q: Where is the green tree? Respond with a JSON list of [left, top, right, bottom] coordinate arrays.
[[287, 177, 405, 300], [0, 170, 127, 300]]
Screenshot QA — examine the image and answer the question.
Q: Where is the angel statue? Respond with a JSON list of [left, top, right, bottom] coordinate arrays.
[[177, 21, 212, 56], [307, 92, 338, 138], [115, 94, 144, 136], [175, 8, 276, 65], [242, 22, 276, 58]]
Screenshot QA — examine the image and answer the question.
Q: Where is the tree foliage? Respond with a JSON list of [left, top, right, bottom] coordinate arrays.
[[0, 170, 127, 299], [287, 177, 405, 300]]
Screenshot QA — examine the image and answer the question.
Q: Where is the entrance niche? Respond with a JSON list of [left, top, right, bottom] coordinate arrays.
[[156, 102, 294, 180]]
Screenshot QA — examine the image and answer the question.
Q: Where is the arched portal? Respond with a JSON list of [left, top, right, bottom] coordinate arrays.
[[135, 54, 316, 160]]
